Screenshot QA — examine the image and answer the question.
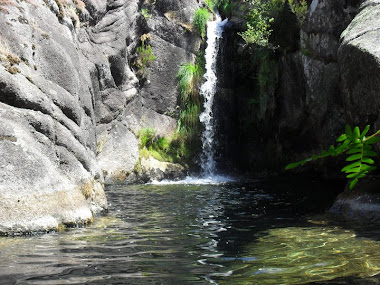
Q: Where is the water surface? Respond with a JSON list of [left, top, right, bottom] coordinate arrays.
[[1, 178, 380, 284]]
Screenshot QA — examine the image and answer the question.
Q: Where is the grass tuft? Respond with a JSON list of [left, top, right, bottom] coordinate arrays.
[[193, 8, 210, 39]]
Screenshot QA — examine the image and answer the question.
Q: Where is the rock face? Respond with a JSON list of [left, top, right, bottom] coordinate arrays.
[[0, 0, 201, 234], [216, 0, 366, 175], [339, 0, 380, 128]]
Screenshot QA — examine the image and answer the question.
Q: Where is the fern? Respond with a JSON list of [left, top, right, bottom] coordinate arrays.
[[286, 125, 380, 189]]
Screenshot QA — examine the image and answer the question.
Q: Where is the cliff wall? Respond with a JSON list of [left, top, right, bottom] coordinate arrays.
[[0, 0, 202, 234], [216, 0, 380, 178]]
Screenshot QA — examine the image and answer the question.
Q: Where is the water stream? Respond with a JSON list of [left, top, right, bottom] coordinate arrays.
[[199, 15, 228, 177], [1, 179, 380, 284]]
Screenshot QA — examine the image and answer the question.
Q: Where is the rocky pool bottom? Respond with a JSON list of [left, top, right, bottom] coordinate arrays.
[[1, 178, 380, 284]]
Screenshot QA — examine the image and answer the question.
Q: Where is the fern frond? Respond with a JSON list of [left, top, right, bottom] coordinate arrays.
[[286, 125, 380, 189]]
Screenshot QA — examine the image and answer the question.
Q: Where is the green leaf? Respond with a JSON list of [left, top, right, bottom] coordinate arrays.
[[349, 178, 358, 190], [346, 153, 362, 161], [364, 137, 380, 144], [341, 161, 361, 172], [344, 166, 361, 174], [346, 173, 359, 179], [337, 134, 347, 142], [361, 157, 375, 165], [345, 125, 352, 138], [285, 161, 302, 170], [363, 150, 378, 157], [361, 125, 370, 138], [344, 168, 361, 174], [346, 148, 363, 154], [342, 139, 351, 148], [361, 164, 376, 172], [357, 173, 367, 179], [353, 126, 360, 140]]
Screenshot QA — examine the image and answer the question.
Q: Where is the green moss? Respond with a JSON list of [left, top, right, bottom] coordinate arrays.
[[137, 128, 193, 166]]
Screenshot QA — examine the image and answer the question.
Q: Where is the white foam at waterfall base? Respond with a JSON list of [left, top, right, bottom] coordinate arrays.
[[150, 174, 235, 185], [199, 15, 229, 177]]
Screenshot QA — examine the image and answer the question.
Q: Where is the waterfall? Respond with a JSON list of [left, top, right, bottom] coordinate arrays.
[[199, 15, 228, 177]]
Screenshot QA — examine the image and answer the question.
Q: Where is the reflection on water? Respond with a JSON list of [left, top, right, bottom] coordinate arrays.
[[0, 180, 380, 284], [214, 227, 380, 284]]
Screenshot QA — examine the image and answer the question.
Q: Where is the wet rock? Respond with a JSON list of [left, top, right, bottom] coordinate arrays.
[[330, 178, 380, 221], [139, 156, 186, 182]]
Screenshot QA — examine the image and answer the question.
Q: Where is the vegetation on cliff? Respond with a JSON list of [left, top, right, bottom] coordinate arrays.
[[134, 36, 156, 78], [137, 128, 192, 166], [193, 8, 211, 39], [239, 0, 307, 47]]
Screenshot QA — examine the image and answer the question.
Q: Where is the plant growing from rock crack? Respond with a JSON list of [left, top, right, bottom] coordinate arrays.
[[193, 8, 211, 39], [176, 61, 203, 143], [286, 125, 380, 189], [141, 8, 151, 19], [177, 62, 202, 103], [135, 40, 156, 78]]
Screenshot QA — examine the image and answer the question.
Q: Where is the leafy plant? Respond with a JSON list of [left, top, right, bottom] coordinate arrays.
[[137, 128, 193, 165], [286, 125, 380, 189], [141, 8, 151, 19], [193, 8, 210, 39], [288, 0, 307, 25], [138, 128, 156, 149], [135, 40, 156, 78], [239, 0, 307, 46], [204, 0, 235, 16], [177, 62, 202, 103], [238, 0, 275, 46]]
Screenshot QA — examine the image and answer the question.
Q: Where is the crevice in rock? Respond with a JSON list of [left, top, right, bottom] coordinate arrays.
[[108, 54, 125, 87]]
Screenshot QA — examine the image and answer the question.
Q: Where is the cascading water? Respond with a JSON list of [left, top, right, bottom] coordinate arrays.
[[199, 14, 229, 177], [151, 15, 232, 185]]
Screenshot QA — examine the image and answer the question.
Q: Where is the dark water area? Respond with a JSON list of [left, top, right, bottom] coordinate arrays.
[[1, 177, 380, 284]]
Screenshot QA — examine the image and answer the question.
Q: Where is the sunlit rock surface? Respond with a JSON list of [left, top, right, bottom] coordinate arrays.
[[0, 0, 201, 234]]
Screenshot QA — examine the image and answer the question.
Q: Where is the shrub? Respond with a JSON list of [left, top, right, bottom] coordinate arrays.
[[239, 0, 307, 46], [138, 128, 156, 149], [193, 8, 210, 39], [238, 0, 276, 46], [204, 0, 235, 16]]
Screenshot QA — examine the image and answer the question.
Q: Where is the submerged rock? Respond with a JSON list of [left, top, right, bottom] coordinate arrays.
[[330, 178, 380, 221]]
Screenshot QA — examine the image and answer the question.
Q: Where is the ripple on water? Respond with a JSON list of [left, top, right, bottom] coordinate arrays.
[[212, 227, 380, 284], [0, 182, 380, 284]]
